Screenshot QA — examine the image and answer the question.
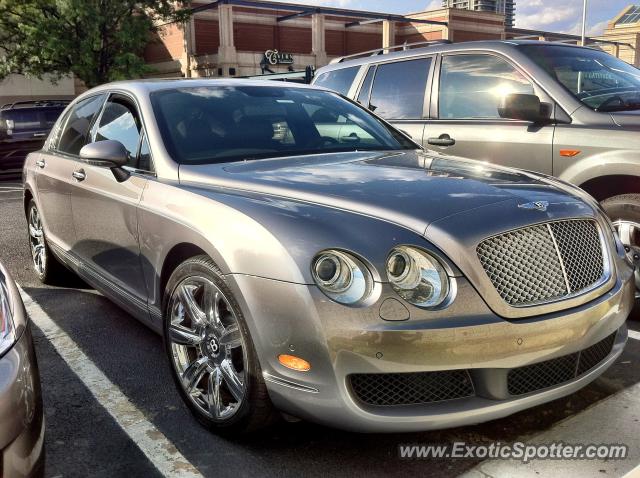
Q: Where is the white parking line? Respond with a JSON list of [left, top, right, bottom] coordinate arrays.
[[629, 329, 640, 341], [460, 381, 640, 478], [18, 286, 204, 478], [624, 464, 640, 478]]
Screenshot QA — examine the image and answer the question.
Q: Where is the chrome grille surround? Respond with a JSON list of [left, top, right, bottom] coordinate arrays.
[[477, 219, 609, 307]]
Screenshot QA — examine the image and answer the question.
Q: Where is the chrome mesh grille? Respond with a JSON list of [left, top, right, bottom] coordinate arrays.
[[349, 370, 474, 406], [508, 332, 616, 396], [549, 221, 604, 292], [477, 219, 605, 307]]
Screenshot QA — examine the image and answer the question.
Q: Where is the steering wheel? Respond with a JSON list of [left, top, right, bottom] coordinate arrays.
[[597, 95, 626, 111]]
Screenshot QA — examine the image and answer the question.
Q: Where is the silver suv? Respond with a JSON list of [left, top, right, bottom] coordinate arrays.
[[313, 40, 640, 292]]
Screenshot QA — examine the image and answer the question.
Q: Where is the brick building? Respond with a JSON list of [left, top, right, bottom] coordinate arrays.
[[596, 5, 640, 66], [144, 0, 506, 78]]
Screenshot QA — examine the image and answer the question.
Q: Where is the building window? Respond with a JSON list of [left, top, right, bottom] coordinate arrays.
[[438, 54, 533, 119], [368, 58, 432, 120]]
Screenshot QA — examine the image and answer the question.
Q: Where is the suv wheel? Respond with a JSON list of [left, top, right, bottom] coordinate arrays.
[[163, 255, 277, 435], [601, 194, 640, 298], [27, 200, 67, 284]]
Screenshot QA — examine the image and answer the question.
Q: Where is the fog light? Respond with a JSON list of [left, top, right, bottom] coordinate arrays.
[[278, 354, 311, 372]]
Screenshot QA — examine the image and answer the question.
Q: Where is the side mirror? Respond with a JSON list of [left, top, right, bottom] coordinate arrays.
[[498, 94, 551, 123], [79, 140, 130, 182]]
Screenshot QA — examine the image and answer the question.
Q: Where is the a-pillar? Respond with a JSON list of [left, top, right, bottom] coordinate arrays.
[[217, 3, 238, 76], [312, 14, 327, 67], [382, 20, 395, 48]]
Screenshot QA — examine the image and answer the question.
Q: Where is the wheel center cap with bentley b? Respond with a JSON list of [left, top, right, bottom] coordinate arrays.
[[204, 334, 221, 358]]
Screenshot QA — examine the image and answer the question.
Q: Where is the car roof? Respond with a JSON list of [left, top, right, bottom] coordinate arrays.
[[315, 40, 597, 74], [81, 78, 325, 100]]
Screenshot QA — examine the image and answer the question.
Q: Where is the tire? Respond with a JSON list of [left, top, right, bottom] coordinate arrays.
[[163, 255, 277, 435], [601, 194, 640, 317], [27, 200, 69, 285]]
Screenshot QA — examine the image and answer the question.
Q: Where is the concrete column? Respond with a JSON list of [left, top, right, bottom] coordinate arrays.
[[382, 20, 395, 48], [182, 17, 195, 78], [311, 14, 327, 67], [218, 3, 238, 76], [611, 43, 620, 59]]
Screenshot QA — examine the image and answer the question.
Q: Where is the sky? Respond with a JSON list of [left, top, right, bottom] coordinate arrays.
[[285, 0, 630, 36]]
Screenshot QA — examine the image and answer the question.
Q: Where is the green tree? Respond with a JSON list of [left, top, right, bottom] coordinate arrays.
[[0, 0, 191, 88]]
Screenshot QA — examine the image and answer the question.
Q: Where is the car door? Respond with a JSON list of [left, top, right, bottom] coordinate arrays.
[[35, 94, 107, 251], [355, 56, 434, 143], [425, 52, 555, 174], [69, 93, 151, 306]]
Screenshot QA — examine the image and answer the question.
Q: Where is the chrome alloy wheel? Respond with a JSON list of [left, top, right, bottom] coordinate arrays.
[[613, 220, 640, 297], [168, 276, 247, 420], [28, 206, 46, 276]]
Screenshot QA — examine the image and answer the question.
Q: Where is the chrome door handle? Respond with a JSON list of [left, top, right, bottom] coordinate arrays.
[[427, 134, 456, 147], [36, 159, 46, 168], [72, 170, 86, 181]]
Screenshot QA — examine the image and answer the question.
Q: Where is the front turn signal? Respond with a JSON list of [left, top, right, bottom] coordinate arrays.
[[278, 354, 311, 372], [559, 149, 581, 157]]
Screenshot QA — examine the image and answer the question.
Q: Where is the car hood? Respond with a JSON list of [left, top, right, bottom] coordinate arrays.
[[178, 150, 586, 235]]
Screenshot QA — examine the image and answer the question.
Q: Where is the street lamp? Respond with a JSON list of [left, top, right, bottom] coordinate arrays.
[[581, 0, 588, 46]]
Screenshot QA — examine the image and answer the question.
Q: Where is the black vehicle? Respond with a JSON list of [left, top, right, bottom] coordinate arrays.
[[0, 100, 69, 177]]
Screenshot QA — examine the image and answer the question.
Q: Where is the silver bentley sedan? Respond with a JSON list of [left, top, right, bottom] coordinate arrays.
[[23, 79, 635, 434]]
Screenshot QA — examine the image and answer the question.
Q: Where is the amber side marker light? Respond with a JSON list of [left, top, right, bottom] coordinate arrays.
[[278, 354, 311, 372], [559, 149, 581, 157]]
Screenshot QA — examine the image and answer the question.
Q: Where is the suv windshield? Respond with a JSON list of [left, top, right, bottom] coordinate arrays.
[[520, 44, 640, 112], [150, 85, 417, 165]]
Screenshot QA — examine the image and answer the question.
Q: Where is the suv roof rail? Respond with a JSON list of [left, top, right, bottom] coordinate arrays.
[[330, 40, 453, 64], [2, 99, 71, 109]]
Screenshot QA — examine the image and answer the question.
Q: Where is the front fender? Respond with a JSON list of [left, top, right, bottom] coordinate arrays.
[[138, 180, 442, 317], [557, 149, 640, 188]]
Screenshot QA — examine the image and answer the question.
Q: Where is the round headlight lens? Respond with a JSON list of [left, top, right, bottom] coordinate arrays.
[[312, 250, 372, 305], [386, 246, 450, 308]]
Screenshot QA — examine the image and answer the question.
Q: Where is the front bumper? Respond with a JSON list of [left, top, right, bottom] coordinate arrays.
[[0, 326, 45, 477], [229, 253, 635, 433]]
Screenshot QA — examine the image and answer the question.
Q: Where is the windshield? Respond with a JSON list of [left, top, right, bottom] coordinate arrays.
[[520, 44, 640, 112], [150, 85, 417, 164]]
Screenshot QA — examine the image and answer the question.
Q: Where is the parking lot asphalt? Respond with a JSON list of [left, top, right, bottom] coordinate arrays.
[[1, 179, 639, 478]]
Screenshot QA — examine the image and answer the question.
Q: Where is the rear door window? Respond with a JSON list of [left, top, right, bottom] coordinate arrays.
[[0, 110, 41, 135], [368, 58, 432, 120], [56, 94, 107, 155], [313, 67, 359, 96]]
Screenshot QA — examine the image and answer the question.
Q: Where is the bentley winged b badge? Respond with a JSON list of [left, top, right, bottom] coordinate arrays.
[[518, 201, 549, 212]]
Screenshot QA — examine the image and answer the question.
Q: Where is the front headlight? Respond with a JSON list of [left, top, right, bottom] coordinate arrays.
[[312, 250, 373, 305], [0, 278, 16, 356], [386, 246, 450, 308]]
